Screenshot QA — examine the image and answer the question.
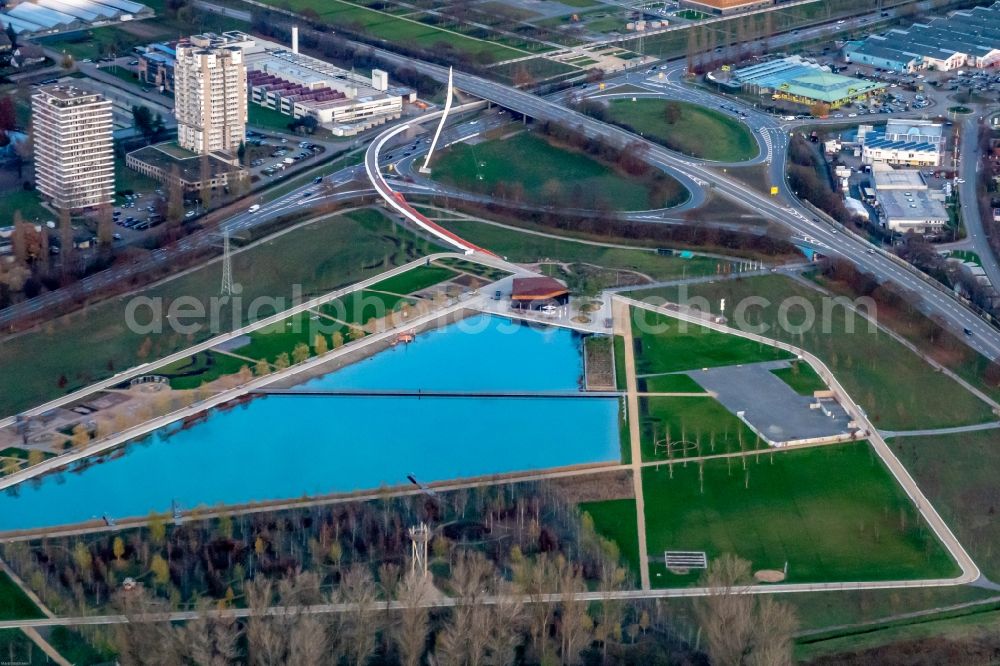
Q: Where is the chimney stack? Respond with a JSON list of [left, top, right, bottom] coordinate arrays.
[[292, 26, 299, 54]]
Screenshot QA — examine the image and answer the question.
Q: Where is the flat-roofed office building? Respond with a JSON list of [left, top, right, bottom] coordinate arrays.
[[32, 84, 114, 210]]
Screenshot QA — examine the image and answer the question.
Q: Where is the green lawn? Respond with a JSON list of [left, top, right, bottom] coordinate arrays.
[[231, 310, 350, 364], [630, 276, 997, 430], [796, 603, 1000, 662], [0, 212, 440, 417], [435, 219, 725, 281], [891, 429, 1000, 581], [369, 264, 457, 295], [431, 131, 685, 211], [642, 441, 959, 587], [1, 189, 50, 226], [115, 156, 161, 197], [248, 104, 293, 132], [0, 571, 43, 621], [602, 99, 757, 162], [157, 351, 250, 390], [638, 372, 707, 394], [630, 308, 793, 375], [638, 395, 762, 461], [580, 498, 641, 575], [770, 360, 827, 396], [262, 0, 525, 63], [434, 258, 510, 281]]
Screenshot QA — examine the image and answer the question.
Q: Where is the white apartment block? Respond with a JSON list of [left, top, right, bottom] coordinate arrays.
[[174, 32, 251, 155], [32, 84, 114, 210]]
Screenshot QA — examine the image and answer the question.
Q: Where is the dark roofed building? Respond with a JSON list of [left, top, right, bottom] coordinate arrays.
[[511, 276, 569, 311]]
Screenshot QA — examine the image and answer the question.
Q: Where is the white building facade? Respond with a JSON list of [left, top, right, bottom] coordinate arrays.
[[32, 84, 114, 210], [174, 32, 250, 155]]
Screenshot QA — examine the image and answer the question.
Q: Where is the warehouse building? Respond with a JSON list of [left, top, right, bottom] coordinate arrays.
[[876, 189, 948, 234], [733, 56, 885, 109], [0, 0, 151, 35], [844, 2, 1000, 72]]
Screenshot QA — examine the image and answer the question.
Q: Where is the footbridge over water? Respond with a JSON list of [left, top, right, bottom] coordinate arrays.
[[249, 389, 624, 399]]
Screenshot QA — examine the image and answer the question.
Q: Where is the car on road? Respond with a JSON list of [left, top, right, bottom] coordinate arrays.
[[248, 204, 261, 213], [964, 327, 973, 336], [185, 210, 196, 218]]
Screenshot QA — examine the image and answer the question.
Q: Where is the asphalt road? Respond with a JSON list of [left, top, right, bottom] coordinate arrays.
[[351, 49, 1000, 360], [958, 114, 1000, 289]]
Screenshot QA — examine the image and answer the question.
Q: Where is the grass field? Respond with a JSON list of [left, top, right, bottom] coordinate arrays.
[[630, 308, 793, 375], [248, 104, 294, 132], [0, 189, 50, 226], [115, 157, 160, 197], [434, 219, 725, 281], [637, 373, 704, 393], [602, 99, 757, 162], [262, 0, 524, 63], [0, 211, 440, 417], [638, 395, 763, 461], [891, 429, 1000, 581], [368, 264, 457, 295], [796, 602, 1000, 662], [157, 351, 251, 390], [771, 360, 827, 396], [642, 441, 958, 587], [580, 498, 640, 575], [431, 131, 685, 211], [630, 276, 996, 430], [0, 571, 43, 621]]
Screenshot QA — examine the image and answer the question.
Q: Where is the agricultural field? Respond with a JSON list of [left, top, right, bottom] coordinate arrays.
[[600, 99, 757, 162], [630, 276, 997, 430], [431, 131, 686, 211]]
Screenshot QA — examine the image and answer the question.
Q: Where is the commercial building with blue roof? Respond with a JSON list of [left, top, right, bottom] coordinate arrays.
[[845, 2, 1000, 72]]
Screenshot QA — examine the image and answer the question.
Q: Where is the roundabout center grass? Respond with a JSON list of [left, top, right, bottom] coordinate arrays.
[[642, 441, 959, 586], [602, 99, 758, 162], [430, 131, 687, 211]]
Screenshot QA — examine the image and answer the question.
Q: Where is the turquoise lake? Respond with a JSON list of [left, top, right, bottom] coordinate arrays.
[[0, 315, 620, 531]]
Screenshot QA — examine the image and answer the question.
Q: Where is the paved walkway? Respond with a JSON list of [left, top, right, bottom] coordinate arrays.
[[880, 421, 1000, 439], [612, 297, 650, 591]]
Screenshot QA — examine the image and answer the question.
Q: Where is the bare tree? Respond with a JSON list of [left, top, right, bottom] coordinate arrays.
[[484, 581, 524, 666], [513, 552, 557, 663], [246, 579, 288, 665], [176, 605, 243, 666], [557, 557, 592, 666], [393, 570, 431, 666], [288, 614, 329, 666], [748, 596, 798, 666], [438, 550, 494, 666], [341, 564, 379, 666], [693, 554, 755, 666], [113, 589, 182, 665]]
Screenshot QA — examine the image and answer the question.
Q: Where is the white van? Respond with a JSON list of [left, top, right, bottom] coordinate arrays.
[[248, 204, 261, 214]]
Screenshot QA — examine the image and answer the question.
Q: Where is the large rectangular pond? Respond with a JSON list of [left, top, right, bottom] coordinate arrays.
[[0, 315, 620, 532]]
